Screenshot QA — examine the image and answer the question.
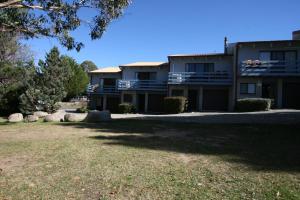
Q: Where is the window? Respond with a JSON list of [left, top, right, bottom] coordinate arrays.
[[271, 51, 285, 61], [259, 52, 271, 60], [103, 78, 116, 86], [171, 89, 184, 96], [259, 51, 297, 61], [240, 83, 256, 94], [136, 72, 156, 80], [124, 94, 133, 103], [185, 63, 214, 73]]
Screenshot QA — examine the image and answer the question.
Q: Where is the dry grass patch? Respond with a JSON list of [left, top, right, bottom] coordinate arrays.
[[0, 120, 299, 199]]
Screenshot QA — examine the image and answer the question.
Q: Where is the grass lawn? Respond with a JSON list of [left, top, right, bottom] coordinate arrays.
[[0, 119, 299, 200]]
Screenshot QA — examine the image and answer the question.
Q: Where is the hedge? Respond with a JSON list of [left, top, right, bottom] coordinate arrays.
[[118, 103, 136, 114], [236, 98, 271, 112], [164, 96, 187, 114]]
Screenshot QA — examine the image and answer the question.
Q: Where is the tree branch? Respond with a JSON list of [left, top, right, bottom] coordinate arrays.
[[0, 0, 22, 8]]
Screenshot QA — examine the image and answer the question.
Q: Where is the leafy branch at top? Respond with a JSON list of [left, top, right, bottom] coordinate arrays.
[[0, 0, 131, 51]]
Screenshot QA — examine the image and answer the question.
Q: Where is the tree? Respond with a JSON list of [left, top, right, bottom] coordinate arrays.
[[20, 47, 69, 113], [80, 60, 97, 72], [0, 32, 35, 115], [0, 0, 131, 51], [62, 56, 89, 100]]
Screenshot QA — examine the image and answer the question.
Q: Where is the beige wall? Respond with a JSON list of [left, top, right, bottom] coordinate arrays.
[[237, 42, 300, 73], [121, 65, 169, 81], [169, 56, 233, 74], [89, 73, 121, 85], [236, 77, 262, 99]]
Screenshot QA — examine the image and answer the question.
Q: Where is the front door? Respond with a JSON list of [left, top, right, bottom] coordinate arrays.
[[138, 94, 145, 113], [188, 90, 198, 111]]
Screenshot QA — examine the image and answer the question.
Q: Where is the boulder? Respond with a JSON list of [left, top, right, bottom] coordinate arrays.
[[8, 113, 23, 122], [85, 110, 111, 123], [33, 111, 49, 118], [25, 115, 39, 123], [64, 113, 87, 122], [44, 113, 64, 122]]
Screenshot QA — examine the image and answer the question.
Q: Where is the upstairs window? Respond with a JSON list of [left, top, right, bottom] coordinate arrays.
[[103, 78, 116, 86], [185, 63, 214, 73], [240, 83, 256, 95], [271, 51, 285, 61], [136, 72, 157, 80], [259, 51, 297, 61]]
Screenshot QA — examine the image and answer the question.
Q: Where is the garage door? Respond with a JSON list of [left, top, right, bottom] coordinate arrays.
[[148, 94, 165, 113], [203, 89, 228, 111], [283, 82, 300, 109]]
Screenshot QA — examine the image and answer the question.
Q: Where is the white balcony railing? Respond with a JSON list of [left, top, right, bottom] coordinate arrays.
[[87, 84, 119, 94], [168, 72, 232, 85], [240, 60, 300, 76], [117, 80, 167, 91]]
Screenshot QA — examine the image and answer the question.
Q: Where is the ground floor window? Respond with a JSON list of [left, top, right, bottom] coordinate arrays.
[[124, 94, 133, 103], [240, 83, 256, 94], [171, 89, 184, 96]]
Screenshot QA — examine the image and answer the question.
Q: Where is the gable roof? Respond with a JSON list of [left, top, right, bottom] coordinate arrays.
[[120, 62, 168, 67], [235, 39, 300, 45], [168, 53, 233, 58], [89, 67, 121, 74]]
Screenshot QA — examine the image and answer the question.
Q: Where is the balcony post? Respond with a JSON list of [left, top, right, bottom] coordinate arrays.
[[277, 79, 283, 108], [145, 92, 148, 113], [103, 95, 107, 110], [198, 87, 203, 111]]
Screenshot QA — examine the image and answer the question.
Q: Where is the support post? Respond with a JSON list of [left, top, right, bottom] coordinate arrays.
[[277, 79, 283, 108], [103, 95, 107, 111], [145, 92, 149, 113], [198, 87, 203, 111]]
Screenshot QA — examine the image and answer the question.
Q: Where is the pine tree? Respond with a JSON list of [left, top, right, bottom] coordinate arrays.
[[62, 56, 89, 100], [19, 47, 69, 114], [38, 47, 68, 113]]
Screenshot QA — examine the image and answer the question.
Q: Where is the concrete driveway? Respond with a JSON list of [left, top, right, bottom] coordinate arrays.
[[111, 109, 300, 124]]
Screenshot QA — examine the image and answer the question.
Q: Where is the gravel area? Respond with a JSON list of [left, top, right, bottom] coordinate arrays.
[[111, 109, 300, 124]]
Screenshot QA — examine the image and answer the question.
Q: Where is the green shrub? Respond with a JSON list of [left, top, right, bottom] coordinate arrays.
[[236, 98, 271, 112], [164, 96, 187, 114], [76, 107, 88, 113], [118, 103, 136, 114]]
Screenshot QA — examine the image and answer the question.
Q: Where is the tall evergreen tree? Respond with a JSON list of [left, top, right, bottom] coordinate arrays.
[[62, 56, 89, 100], [38, 47, 68, 112], [0, 32, 35, 115], [20, 47, 69, 113]]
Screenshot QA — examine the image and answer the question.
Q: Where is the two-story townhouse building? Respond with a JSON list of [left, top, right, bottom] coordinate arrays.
[[168, 54, 234, 111], [118, 62, 169, 113], [88, 67, 121, 112], [87, 30, 300, 112], [232, 30, 300, 109]]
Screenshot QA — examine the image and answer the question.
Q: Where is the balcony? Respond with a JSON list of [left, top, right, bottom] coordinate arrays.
[[168, 72, 232, 85], [87, 84, 119, 94], [240, 60, 300, 76], [117, 80, 167, 91]]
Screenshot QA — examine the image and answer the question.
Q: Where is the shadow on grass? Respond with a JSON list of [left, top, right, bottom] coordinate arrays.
[[59, 119, 300, 172]]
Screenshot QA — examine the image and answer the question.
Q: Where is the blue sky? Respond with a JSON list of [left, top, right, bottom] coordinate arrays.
[[24, 0, 300, 68]]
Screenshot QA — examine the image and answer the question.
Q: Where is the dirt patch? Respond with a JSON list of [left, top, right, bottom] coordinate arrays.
[[0, 155, 33, 172]]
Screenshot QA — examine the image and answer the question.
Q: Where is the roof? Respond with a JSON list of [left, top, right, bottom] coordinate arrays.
[[89, 67, 121, 74], [168, 53, 233, 58], [235, 39, 300, 45], [120, 62, 168, 67]]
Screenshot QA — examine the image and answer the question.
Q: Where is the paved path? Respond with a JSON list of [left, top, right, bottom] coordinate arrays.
[[111, 110, 300, 124]]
